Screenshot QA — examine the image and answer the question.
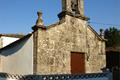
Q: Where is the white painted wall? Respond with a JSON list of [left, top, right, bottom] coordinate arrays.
[[1, 37, 19, 47], [0, 35, 33, 75]]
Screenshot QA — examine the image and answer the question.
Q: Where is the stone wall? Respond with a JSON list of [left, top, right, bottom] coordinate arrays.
[[35, 15, 106, 74], [36, 22, 71, 74], [85, 26, 106, 73], [0, 35, 33, 75]]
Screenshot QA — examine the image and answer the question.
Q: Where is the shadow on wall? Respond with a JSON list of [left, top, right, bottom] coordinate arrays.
[[0, 34, 31, 56]]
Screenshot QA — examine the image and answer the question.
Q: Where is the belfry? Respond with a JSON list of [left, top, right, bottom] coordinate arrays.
[[62, 0, 84, 16], [58, 0, 88, 20]]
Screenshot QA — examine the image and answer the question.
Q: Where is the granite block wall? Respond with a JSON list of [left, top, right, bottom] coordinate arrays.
[[34, 15, 106, 74]]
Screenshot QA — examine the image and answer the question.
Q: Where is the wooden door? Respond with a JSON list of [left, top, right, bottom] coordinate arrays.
[[71, 52, 85, 74]]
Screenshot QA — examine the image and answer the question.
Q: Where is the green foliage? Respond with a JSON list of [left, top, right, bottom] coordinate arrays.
[[104, 27, 120, 47]]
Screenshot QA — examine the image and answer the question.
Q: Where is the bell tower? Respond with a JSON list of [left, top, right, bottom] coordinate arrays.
[[58, 0, 88, 20]]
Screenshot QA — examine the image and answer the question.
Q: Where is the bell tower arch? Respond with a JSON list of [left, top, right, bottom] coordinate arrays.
[[61, 0, 84, 16], [58, 0, 88, 20]]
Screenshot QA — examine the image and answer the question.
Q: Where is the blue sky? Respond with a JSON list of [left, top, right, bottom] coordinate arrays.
[[0, 0, 119, 34]]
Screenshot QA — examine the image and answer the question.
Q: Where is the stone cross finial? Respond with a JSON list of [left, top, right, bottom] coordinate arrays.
[[100, 29, 104, 38], [36, 11, 44, 26]]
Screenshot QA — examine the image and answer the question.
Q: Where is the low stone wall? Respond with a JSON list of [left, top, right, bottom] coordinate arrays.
[[0, 72, 112, 80]]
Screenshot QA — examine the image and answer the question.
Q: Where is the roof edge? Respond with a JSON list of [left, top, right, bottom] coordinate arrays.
[[0, 33, 32, 51], [87, 25, 106, 41], [0, 34, 25, 38]]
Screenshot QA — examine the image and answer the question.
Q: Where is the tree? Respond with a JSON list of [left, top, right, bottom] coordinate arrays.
[[104, 27, 120, 47]]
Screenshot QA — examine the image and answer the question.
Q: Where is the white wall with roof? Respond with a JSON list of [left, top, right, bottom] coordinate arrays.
[[0, 34, 33, 75], [1, 37, 19, 47]]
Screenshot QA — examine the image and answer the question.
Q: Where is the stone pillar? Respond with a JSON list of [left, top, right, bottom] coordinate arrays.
[[36, 11, 44, 26], [32, 11, 45, 74], [32, 11, 46, 31], [62, 0, 71, 12], [78, 0, 84, 16]]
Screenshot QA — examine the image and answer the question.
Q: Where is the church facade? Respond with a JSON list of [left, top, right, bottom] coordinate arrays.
[[0, 0, 106, 75]]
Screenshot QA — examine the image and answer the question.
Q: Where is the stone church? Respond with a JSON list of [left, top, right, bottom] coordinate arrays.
[[0, 0, 106, 75]]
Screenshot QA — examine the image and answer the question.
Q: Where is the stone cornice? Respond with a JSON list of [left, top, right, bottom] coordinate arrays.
[[58, 11, 90, 21], [32, 25, 46, 31]]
